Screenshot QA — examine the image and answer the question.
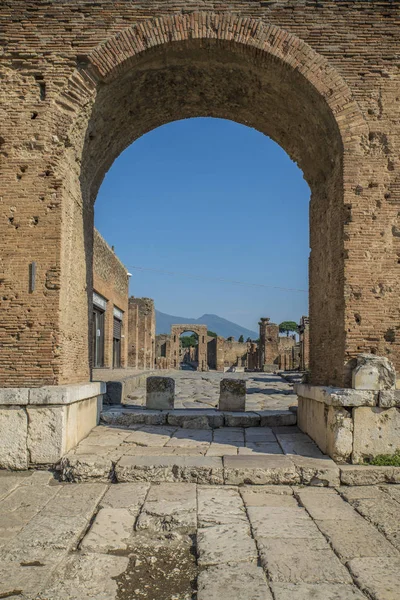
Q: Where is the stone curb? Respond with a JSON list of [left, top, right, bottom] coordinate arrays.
[[100, 407, 297, 429]]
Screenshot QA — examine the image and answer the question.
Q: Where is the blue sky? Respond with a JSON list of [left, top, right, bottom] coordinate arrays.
[[95, 117, 310, 333]]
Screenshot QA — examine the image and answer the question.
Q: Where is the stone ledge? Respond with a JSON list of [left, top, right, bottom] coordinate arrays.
[[339, 465, 400, 486], [0, 382, 106, 406], [295, 384, 377, 407]]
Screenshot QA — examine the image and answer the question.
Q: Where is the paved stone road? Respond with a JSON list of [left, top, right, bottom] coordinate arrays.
[[1, 471, 400, 599], [125, 372, 299, 411]]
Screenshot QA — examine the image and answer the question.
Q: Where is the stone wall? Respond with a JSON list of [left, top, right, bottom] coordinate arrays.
[[1, 2, 400, 389], [128, 298, 156, 370], [93, 229, 129, 369], [299, 316, 310, 371]]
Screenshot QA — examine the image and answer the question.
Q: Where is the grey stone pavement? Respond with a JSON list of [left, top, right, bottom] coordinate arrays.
[[2, 471, 400, 599], [124, 371, 299, 411]]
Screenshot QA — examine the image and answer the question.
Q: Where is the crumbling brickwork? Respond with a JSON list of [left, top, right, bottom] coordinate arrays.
[[1, 2, 400, 388], [170, 325, 208, 371], [93, 229, 129, 370], [128, 298, 156, 370]]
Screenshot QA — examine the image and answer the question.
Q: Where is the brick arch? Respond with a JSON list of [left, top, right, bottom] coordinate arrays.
[[56, 12, 367, 154], [52, 11, 370, 387], [170, 324, 208, 372]]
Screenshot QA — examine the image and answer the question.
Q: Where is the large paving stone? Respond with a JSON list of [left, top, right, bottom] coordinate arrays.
[[223, 455, 299, 485], [166, 428, 213, 446], [136, 483, 196, 532], [115, 455, 224, 484], [198, 564, 273, 600], [296, 488, 358, 520], [239, 442, 283, 455], [206, 443, 240, 456], [348, 556, 400, 600], [197, 522, 258, 566], [80, 508, 136, 552], [122, 428, 173, 447], [275, 432, 325, 458], [258, 537, 353, 584], [213, 427, 244, 443], [342, 492, 400, 551], [101, 408, 167, 426], [248, 506, 321, 539], [0, 471, 37, 501], [315, 518, 399, 561], [197, 486, 247, 527], [36, 552, 129, 599], [271, 583, 367, 599], [100, 482, 149, 513], [0, 552, 65, 598], [245, 427, 276, 442]]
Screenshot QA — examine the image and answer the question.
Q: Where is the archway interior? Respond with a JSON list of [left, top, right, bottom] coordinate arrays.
[[179, 331, 199, 370], [62, 37, 345, 385]]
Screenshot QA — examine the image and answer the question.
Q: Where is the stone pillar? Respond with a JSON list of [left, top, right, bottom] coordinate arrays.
[[128, 298, 155, 370], [258, 318, 279, 372], [146, 376, 175, 410], [219, 379, 246, 411]]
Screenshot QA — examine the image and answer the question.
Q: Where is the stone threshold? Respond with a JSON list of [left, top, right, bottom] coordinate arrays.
[[101, 406, 297, 429], [59, 453, 400, 487]]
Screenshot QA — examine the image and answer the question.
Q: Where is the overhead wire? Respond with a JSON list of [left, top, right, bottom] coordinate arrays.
[[125, 265, 307, 293]]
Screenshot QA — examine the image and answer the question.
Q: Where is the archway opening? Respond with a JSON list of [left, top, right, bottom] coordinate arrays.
[[179, 331, 199, 371], [59, 28, 352, 386]]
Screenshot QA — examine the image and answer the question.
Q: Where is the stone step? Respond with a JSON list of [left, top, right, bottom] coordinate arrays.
[[60, 453, 339, 487], [100, 407, 297, 429]]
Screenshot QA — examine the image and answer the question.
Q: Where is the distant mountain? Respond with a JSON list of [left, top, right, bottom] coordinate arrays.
[[155, 310, 258, 340]]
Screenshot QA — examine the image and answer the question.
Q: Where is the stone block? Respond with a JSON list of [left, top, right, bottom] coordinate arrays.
[[167, 409, 223, 429], [295, 384, 377, 407], [257, 410, 297, 427], [0, 407, 28, 470], [224, 412, 260, 427], [258, 537, 352, 584], [27, 405, 65, 464], [291, 456, 340, 487], [28, 382, 106, 405], [146, 376, 175, 410], [136, 483, 197, 532], [348, 557, 400, 600], [0, 388, 29, 405], [60, 453, 114, 482], [352, 353, 396, 391], [80, 508, 136, 552], [197, 522, 258, 566], [197, 487, 247, 527], [101, 407, 167, 426], [352, 406, 400, 463], [326, 406, 353, 463], [115, 455, 224, 484], [219, 379, 246, 412], [339, 465, 400, 486], [223, 455, 300, 485], [379, 389, 400, 408]]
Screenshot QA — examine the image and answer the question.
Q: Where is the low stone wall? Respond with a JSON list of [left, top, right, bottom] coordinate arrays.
[[296, 383, 400, 464], [0, 382, 105, 469], [97, 370, 170, 404]]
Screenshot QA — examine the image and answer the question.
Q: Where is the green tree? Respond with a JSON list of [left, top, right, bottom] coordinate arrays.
[[207, 330, 217, 338], [279, 321, 299, 337], [246, 337, 252, 343], [180, 334, 198, 348], [238, 335, 244, 343]]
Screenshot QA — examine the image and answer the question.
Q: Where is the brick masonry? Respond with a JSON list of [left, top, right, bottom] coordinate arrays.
[[1, 2, 399, 388], [128, 297, 156, 370]]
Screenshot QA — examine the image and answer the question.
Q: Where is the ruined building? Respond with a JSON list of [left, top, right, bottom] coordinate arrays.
[[92, 230, 129, 370]]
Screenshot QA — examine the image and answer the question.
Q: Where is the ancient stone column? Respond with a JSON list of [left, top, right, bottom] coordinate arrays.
[[258, 318, 279, 372]]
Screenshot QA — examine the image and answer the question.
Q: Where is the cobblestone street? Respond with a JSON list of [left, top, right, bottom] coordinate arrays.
[[1, 471, 400, 599]]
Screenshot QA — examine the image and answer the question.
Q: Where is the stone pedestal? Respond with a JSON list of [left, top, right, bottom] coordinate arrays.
[[219, 379, 246, 412], [296, 355, 399, 463], [0, 382, 105, 469], [146, 377, 175, 410]]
